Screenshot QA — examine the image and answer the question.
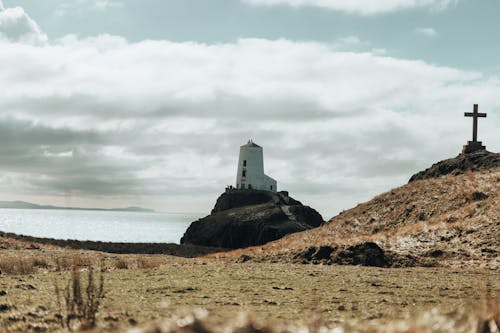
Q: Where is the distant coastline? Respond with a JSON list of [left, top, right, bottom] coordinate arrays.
[[0, 200, 154, 213]]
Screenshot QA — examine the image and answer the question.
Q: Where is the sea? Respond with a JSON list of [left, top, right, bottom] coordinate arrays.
[[0, 208, 202, 244]]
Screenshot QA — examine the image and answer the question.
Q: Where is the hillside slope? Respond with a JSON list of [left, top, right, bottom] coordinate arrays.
[[215, 155, 499, 269]]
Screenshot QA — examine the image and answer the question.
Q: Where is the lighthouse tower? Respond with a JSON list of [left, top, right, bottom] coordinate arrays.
[[236, 140, 277, 192]]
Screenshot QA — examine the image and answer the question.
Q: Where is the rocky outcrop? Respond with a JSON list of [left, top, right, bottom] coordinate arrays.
[[181, 190, 324, 249], [236, 242, 419, 268], [292, 242, 390, 267], [409, 150, 499, 182]]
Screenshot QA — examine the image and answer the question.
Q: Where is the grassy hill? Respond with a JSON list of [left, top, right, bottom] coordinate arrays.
[[216, 152, 499, 269]]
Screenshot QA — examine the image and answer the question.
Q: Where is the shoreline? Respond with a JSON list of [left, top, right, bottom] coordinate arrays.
[[0, 230, 225, 258]]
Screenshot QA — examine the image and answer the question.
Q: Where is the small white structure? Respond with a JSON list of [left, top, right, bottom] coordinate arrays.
[[236, 140, 277, 192]]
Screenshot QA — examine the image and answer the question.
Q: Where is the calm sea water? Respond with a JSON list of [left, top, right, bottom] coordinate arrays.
[[0, 209, 202, 244]]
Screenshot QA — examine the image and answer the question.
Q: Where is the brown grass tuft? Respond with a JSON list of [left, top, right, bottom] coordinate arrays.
[[0, 257, 37, 275], [114, 258, 129, 270], [136, 257, 164, 269], [54, 265, 105, 331]]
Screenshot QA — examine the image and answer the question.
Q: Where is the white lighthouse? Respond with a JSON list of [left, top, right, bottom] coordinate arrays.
[[236, 140, 277, 192]]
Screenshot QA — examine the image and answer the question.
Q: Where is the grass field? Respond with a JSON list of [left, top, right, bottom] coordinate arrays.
[[1, 248, 499, 332]]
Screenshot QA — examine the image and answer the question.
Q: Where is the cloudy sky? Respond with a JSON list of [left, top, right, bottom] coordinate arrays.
[[0, 0, 498, 218]]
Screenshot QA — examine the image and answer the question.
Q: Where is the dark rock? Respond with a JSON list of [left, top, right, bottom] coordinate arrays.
[[15, 284, 36, 290], [385, 253, 418, 268], [0, 304, 11, 312], [409, 150, 499, 182], [290, 242, 390, 267], [332, 242, 389, 267], [27, 324, 47, 332], [314, 246, 336, 260], [293, 245, 338, 263], [173, 287, 197, 293], [27, 244, 40, 250], [237, 254, 252, 263], [299, 247, 318, 261], [263, 299, 278, 305], [181, 190, 324, 249], [27, 311, 41, 318], [471, 191, 489, 201], [272, 286, 294, 291], [212, 190, 301, 213], [7, 314, 25, 322], [425, 249, 445, 258], [0, 290, 7, 297]]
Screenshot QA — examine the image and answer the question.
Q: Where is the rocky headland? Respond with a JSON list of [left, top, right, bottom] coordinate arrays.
[[181, 189, 324, 249]]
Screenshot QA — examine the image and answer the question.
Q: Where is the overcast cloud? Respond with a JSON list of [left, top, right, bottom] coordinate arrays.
[[242, 0, 458, 15], [414, 27, 438, 38], [0, 1, 498, 217], [55, 0, 124, 17]]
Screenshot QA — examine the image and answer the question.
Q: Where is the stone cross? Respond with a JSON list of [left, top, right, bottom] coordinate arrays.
[[464, 104, 487, 142], [462, 104, 487, 154]]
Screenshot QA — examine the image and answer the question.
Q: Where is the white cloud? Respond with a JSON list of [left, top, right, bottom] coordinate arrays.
[[415, 27, 438, 37], [0, 4, 47, 44], [1, 33, 499, 216], [242, 0, 458, 15], [55, 0, 123, 16]]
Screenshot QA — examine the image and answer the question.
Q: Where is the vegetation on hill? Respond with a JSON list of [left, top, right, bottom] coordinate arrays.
[[215, 157, 499, 269]]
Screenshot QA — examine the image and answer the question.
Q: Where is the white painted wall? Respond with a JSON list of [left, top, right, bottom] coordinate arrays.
[[236, 141, 277, 192]]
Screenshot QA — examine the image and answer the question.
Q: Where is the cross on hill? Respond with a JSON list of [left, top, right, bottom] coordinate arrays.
[[462, 104, 487, 154], [464, 104, 487, 143]]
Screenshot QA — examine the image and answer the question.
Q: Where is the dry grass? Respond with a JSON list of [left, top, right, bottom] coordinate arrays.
[[1, 257, 498, 332], [136, 257, 164, 269], [111, 256, 168, 270], [114, 258, 129, 270], [129, 301, 500, 333], [0, 257, 38, 275], [54, 265, 105, 331], [211, 171, 499, 269]]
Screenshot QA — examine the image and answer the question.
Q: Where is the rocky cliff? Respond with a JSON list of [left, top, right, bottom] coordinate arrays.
[[181, 190, 324, 249]]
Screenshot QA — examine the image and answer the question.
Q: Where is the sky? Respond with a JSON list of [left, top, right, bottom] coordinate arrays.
[[0, 0, 498, 218]]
